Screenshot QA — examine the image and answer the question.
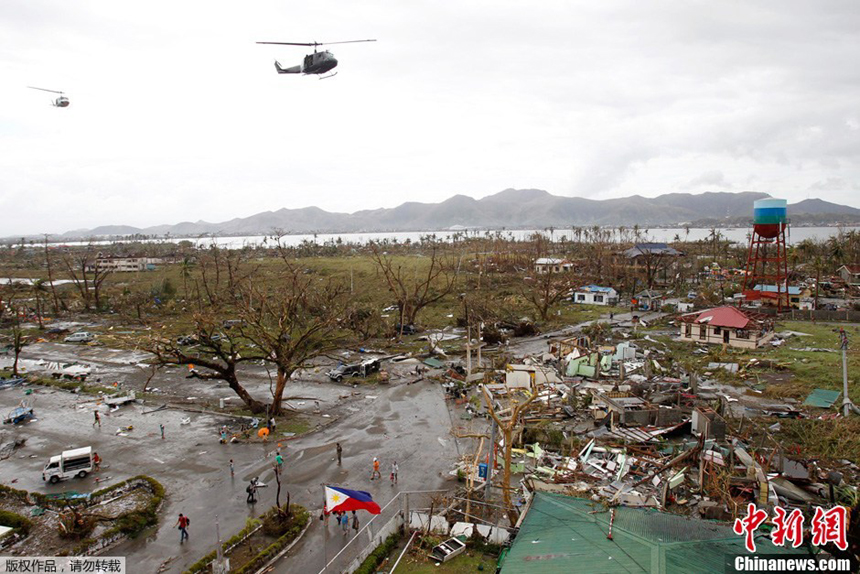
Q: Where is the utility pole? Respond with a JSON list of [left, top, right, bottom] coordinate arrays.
[[466, 326, 472, 375], [484, 419, 495, 499], [840, 329, 854, 417], [214, 514, 229, 573]]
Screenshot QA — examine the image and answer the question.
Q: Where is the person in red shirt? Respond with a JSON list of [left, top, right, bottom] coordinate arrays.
[[175, 513, 190, 543]]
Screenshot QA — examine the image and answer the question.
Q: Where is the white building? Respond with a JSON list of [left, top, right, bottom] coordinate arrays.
[[534, 258, 573, 274], [87, 255, 163, 273], [572, 285, 618, 306]]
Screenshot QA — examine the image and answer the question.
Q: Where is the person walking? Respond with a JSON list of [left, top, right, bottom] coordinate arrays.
[[229, 459, 234, 477], [351, 511, 359, 533], [336, 442, 343, 466], [275, 452, 284, 475], [92, 452, 101, 472], [390, 461, 399, 485], [341, 512, 350, 536], [159, 423, 165, 440], [175, 513, 190, 543], [371, 457, 381, 480], [246, 478, 258, 504], [93, 410, 101, 428]]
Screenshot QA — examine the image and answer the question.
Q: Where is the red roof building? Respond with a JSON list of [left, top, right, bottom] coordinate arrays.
[[679, 306, 773, 349]]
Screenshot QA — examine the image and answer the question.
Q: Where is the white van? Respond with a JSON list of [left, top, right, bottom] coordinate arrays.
[[42, 447, 94, 483], [64, 332, 94, 343]]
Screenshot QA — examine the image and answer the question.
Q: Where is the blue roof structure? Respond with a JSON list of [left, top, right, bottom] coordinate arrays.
[[577, 285, 616, 293], [752, 285, 802, 295], [624, 243, 683, 258]]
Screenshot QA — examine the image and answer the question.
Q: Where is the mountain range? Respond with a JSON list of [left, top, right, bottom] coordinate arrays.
[[56, 190, 860, 239]]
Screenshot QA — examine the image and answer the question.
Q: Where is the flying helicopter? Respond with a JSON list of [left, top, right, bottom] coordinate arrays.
[[255, 39, 376, 78], [28, 86, 69, 107]]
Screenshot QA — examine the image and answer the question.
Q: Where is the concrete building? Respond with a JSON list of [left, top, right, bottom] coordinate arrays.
[[572, 285, 618, 306], [87, 255, 163, 273], [678, 306, 774, 349], [533, 257, 572, 274]]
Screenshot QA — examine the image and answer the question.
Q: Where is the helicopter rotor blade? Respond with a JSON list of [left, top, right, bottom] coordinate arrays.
[[27, 86, 64, 94], [256, 39, 376, 47], [314, 39, 377, 46], [256, 42, 319, 46]]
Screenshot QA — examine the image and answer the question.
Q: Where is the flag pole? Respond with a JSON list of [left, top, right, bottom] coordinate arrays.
[[322, 484, 328, 566]]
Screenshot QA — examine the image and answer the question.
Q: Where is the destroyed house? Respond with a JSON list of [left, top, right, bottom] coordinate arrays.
[[572, 285, 618, 306], [837, 264, 860, 286], [590, 391, 686, 427], [623, 243, 685, 286], [500, 492, 805, 574], [634, 289, 664, 311], [749, 284, 808, 309], [679, 306, 773, 349]]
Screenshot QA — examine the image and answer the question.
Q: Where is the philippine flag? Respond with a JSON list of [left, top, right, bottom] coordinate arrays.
[[325, 485, 382, 515]]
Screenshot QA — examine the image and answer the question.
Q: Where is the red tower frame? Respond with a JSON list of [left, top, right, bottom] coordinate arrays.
[[742, 222, 789, 312]]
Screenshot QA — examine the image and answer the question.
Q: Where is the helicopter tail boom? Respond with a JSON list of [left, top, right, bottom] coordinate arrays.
[[274, 61, 302, 74]]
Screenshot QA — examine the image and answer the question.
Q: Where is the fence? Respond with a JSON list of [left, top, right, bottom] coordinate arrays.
[[756, 307, 860, 323], [319, 490, 448, 574]]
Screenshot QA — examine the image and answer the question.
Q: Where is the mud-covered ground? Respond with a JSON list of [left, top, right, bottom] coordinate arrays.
[[0, 340, 468, 573]]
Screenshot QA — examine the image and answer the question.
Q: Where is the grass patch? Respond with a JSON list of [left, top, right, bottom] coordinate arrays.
[[775, 417, 860, 461], [355, 531, 402, 574], [397, 550, 498, 573], [767, 321, 860, 403]]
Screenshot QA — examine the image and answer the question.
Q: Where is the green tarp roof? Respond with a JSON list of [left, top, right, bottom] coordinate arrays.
[[423, 357, 445, 369], [802, 388, 842, 408], [500, 492, 806, 574]]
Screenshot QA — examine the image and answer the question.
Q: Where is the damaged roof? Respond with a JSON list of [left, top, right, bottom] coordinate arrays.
[[680, 306, 753, 329]]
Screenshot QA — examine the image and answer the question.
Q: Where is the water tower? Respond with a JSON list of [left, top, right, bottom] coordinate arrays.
[[742, 198, 789, 311]]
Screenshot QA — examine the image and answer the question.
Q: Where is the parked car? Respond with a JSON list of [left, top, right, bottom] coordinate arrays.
[[394, 324, 417, 335], [327, 358, 382, 382], [64, 332, 94, 343], [42, 447, 94, 484], [177, 335, 198, 346]]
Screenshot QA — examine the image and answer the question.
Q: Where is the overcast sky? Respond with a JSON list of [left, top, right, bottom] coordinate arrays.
[[1, 0, 859, 236]]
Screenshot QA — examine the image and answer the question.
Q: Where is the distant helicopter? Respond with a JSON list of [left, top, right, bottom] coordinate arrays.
[[28, 86, 69, 107], [256, 39, 376, 78]]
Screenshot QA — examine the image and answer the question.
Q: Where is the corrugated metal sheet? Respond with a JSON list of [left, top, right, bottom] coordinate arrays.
[[803, 388, 841, 408], [501, 493, 807, 574]]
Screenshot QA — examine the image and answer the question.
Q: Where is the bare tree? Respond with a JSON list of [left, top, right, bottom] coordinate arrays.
[[480, 381, 540, 525], [370, 242, 458, 334], [235, 261, 352, 416], [43, 235, 62, 313], [10, 306, 28, 377], [520, 265, 573, 321], [61, 247, 111, 311]]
